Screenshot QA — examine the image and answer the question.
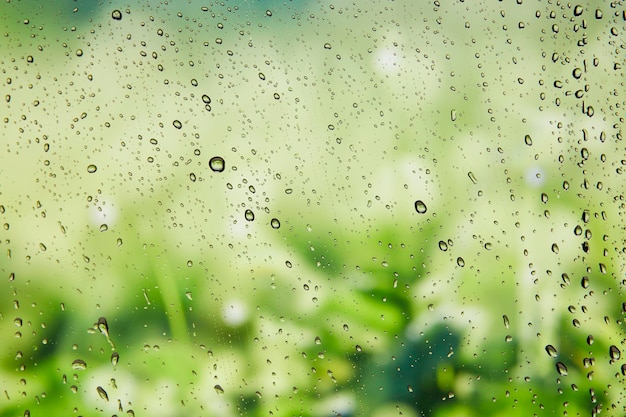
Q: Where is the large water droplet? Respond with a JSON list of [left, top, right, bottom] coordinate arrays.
[[556, 361, 568, 376], [111, 352, 119, 367], [111, 10, 122, 20], [270, 218, 280, 229], [96, 386, 109, 401], [214, 384, 224, 395], [545, 344, 557, 357], [87, 164, 97, 173], [209, 156, 225, 172], [414, 200, 427, 214], [609, 345, 621, 360], [71, 359, 87, 370], [244, 209, 255, 221]]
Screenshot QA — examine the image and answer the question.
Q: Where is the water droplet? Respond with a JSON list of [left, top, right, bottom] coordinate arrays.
[[541, 193, 548, 203], [201, 94, 211, 104], [502, 315, 510, 329], [244, 209, 255, 221], [551, 243, 559, 254], [586, 335, 594, 345], [111, 352, 119, 367], [265, 10, 272, 16], [116, 238, 123, 247], [450, 109, 457, 121], [172, 120, 182, 129], [609, 345, 621, 360], [456, 257, 465, 267], [99, 224, 108, 232], [76, 49, 83, 57], [97, 317, 109, 337], [323, 43, 332, 49], [581, 276, 589, 289], [407, 385, 414, 393], [468, 171, 477, 184], [87, 164, 97, 173], [524, 135, 533, 146], [438, 240, 448, 251], [414, 200, 427, 214], [209, 156, 225, 172], [545, 344, 557, 357], [573, 5, 583, 16], [556, 362, 568, 376], [96, 386, 109, 401], [270, 218, 280, 229], [72, 359, 87, 370], [214, 384, 224, 395], [505, 335, 512, 342], [111, 10, 122, 20], [314, 336, 322, 345], [39, 243, 47, 251]]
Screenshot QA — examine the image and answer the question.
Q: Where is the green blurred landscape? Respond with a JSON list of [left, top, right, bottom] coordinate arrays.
[[1, 1, 624, 416]]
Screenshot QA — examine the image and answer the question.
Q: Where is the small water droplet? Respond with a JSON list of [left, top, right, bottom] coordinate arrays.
[[209, 156, 225, 172], [172, 120, 182, 129], [323, 43, 332, 49], [541, 193, 548, 203], [438, 240, 448, 251], [270, 218, 280, 229], [76, 49, 83, 57], [314, 336, 322, 345], [551, 243, 559, 254], [99, 224, 108, 232], [111, 10, 122, 20], [545, 344, 557, 357], [502, 315, 510, 329], [414, 200, 427, 214], [468, 171, 477, 184], [201, 94, 211, 104], [214, 384, 224, 395], [87, 164, 97, 173], [96, 386, 109, 401], [244, 209, 255, 221], [456, 257, 465, 267], [450, 109, 457, 121]]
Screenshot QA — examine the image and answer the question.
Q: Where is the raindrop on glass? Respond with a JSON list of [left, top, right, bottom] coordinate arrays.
[[209, 156, 225, 172], [414, 200, 427, 214], [96, 386, 109, 401], [545, 344, 557, 357]]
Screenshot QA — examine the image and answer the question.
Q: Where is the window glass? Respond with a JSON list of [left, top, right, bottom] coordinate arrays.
[[1, 1, 624, 416]]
